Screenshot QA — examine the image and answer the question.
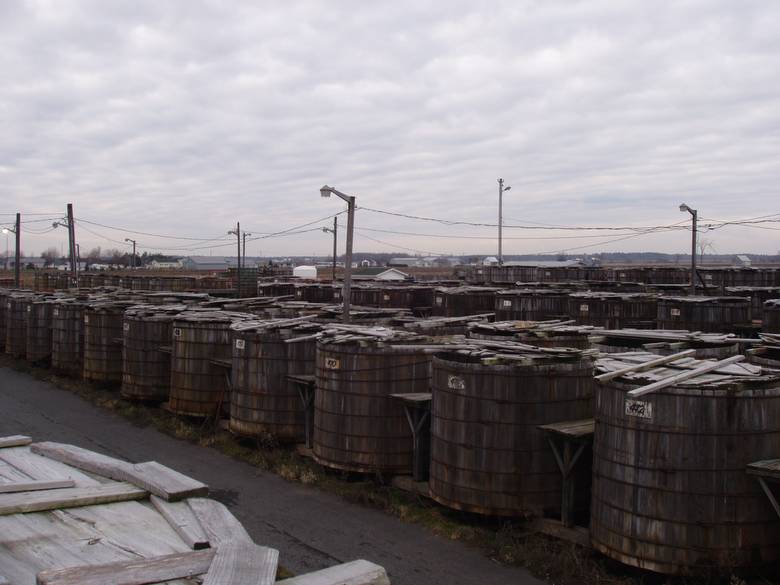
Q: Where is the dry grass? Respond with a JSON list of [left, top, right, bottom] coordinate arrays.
[[2, 354, 777, 585]]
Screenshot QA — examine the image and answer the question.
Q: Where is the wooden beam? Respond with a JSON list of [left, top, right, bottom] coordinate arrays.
[[627, 355, 746, 398], [188, 497, 254, 546], [36, 549, 215, 585], [120, 461, 208, 502], [277, 560, 390, 585], [0, 479, 75, 494], [30, 442, 133, 479], [594, 349, 696, 382], [202, 541, 279, 585], [150, 495, 210, 550], [0, 482, 147, 516], [31, 442, 208, 501], [0, 435, 33, 448]]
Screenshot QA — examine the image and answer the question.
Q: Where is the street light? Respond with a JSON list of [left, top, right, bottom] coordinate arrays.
[[322, 216, 338, 282], [320, 185, 355, 322], [680, 203, 698, 296], [498, 178, 511, 265], [228, 223, 241, 297], [124, 238, 137, 269]]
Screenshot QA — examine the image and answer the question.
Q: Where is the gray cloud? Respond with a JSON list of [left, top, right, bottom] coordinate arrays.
[[1, 0, 779, 257]]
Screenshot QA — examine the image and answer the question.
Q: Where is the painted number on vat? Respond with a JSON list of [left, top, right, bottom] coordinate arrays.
[[448, 375, 465, 390], [235, 339, 245, 350], [325, 357, 340, 370], [625, 398, 653, 420], [173, 328, 181, 338], [671, 308, 681, 317]]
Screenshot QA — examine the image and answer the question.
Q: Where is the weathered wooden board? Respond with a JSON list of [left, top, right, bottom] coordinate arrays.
[[150, 495, 210, 550], [747, 459, 780, 481], [187, 497, 253, 545], [202, 541, 278, 585], [277, 560, 390, 585], [0, 448, 102, 487], [0, 435, 32, 448], [30, 442, 132, 480], [0, 479, 75, 494], [0, 483, 147, 515], [31, 442, 208, 501], [36, 549, 215, 585], [120, 461, 208, 501]]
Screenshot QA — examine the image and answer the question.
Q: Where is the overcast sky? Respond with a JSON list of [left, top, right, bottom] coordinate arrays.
[[1, 0, 778, 258]]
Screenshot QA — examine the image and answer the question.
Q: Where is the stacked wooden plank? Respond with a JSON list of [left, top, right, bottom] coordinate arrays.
[[0, 435, 390, 585]]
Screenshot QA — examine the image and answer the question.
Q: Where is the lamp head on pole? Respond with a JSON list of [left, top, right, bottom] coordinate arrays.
[[1, 228, 8, 235], [320, 185, 333, 198], [679, 203, 696, 215], [504, 185, 511, 191]]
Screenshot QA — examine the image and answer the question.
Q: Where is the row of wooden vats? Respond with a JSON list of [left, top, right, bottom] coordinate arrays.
[[465, 263, 780, 289], [33, 272, 235, 293], [3, 285, 780, 577]]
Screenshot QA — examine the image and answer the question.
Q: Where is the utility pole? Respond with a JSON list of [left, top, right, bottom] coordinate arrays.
[[242, 232, 251, 271], [679, 203, 698, 296], [497, 178, 511, 266], [228, 222, 241, 297], [320, 186, 356, 322], [125, 238, 137, 268], [66, 203, 77, 287], [14, 213, 21, 287], [322, 217, 338, 281]]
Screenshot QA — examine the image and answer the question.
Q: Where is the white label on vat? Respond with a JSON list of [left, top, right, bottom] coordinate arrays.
[[84, 315, 89, 323], [502, 299, 512, 308], [545, 271, 551, 277], [123, 322, 130, 331], [297, 290, 302, 297], [173, 328, 181, 338], [383, 294, 390, 301], [334, 291, 341, 299], [27, 306, 31, 312], [435, 296, 443, 306], [705, 274, 713, 280], [619, 273, 626, 278], [448, 375, 465, 390], [625, 399, 653, 420], [53, 309, 59, 317], [580, 304, 589, 313], [671, 308, 681, 317], [235, 339, 245, 350], [325, 357, 340, 370]]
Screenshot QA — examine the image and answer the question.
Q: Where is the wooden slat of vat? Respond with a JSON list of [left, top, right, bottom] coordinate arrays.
[[0, 483, 147, 515], [150, 495, 210, 549], [0, 436, 32, 449], [202, 541, 278, 585], [187, 498, 253, 546], [277, 560, 390, 585], [0, 479, 75, 494], [35, 549, 215, 585], [627, 355, 746, 397]]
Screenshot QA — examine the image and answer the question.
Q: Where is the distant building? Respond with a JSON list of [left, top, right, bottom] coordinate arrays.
[[352, 267, 410, 281], [180, 256, 236, 271], [148, 259, 183, 270], [736, 255, 752, 268]]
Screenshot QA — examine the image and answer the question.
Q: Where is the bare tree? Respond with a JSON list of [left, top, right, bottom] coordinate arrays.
[[86, 246, 102, 261], [40, 247, 59, 267], [698, 238, 715, 263]]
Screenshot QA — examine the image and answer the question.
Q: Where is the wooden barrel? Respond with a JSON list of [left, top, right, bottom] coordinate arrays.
[[746, 346, 780, 369], [432, 287, 500, 317], [230, 320, 320, 441], [169, 311, 252, 416], [657, 296, 751, 333], [569, 292, 658, 329], [591, 373, 780, 575], [429, 352, 594, 516], [122, 305, 186, 401], [83, 302, 135, 383], [725, 287, 780, 321], [313, 340, 432, 473], [26, 299, 55, 362], [764, 299, 780, 333], [294, 283, 336, 303], [495, 289, 572, 321], [5, 293, 34, 358], [592, 332, 739, 360], [468, 321, 593, 349], [51, 300, 87, 376]]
